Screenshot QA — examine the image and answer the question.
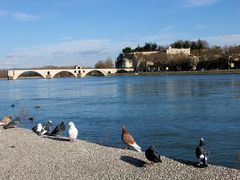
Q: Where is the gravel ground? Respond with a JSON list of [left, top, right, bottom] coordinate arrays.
[[0, 128, 239, 180]]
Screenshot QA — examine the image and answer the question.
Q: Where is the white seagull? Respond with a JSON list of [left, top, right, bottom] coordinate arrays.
[[68, 122, 78, 142]]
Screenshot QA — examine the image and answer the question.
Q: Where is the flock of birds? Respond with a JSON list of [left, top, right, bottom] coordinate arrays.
[[0, 112, 210, 168]]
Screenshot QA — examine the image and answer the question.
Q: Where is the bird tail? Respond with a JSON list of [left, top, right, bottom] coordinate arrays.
[[130, 142, 142, 152]]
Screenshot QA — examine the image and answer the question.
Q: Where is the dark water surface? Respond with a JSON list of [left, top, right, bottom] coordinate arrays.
[[0, 75, 240, 168]]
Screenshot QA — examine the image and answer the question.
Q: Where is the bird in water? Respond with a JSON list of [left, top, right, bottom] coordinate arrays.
[[50, 122, 65, 136], [121, 126, 142, 152], [145, 145, 162, 165], [196, 138, 210, 167], [29, 117, 34, 121], [35, 105, 40, 109], [68, 122, 78, 142]]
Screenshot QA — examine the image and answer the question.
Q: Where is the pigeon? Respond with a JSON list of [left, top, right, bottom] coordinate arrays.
[[145, 146, 162, 164], [50, 122, 65, 136], [40, 121, 53, 135], [196, 138, 210, 167], [68, 122, 78, 142], [32, 123, 43, 135], [3, 117, 20, 129], [121, 126, 142, 152], [0, 116, 12, 126]]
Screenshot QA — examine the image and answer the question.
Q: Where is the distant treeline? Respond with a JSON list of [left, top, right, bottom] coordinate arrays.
[[117, 40, 240, 71], [0, 70, 8, 79], [121, 39, 210, 54]]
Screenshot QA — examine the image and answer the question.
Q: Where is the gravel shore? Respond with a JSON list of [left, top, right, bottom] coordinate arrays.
[[0, 128, 239, 180]]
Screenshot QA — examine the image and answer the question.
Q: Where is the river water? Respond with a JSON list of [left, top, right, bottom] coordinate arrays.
[[0, 74, 239, 168]]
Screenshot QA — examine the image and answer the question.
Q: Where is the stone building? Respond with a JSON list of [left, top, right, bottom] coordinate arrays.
[[166, 46, 191, 55]]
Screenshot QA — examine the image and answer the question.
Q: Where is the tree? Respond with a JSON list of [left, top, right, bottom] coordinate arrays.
[[122, 47, 132, 54], [95, 59, 114, 68]]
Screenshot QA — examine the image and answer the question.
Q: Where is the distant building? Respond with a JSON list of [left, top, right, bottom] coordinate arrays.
[[116, 51, 157, 70], [116, 58, 133, 68], [132, 51, 159, 56], [166, 46, 191, 55]]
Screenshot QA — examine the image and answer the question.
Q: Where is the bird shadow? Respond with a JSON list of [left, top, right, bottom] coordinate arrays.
[[170, 157, 202, 168], [42, 135, 70, 142], [120, 155, 147, 168]]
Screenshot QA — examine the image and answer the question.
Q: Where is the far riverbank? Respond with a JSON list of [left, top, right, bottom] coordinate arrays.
[[111, 69, 240, 77]]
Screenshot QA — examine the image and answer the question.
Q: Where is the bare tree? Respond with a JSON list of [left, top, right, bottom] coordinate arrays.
[[95, 58, 114, 68]]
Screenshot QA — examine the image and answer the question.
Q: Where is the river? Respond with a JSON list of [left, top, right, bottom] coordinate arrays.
[[0, 74, 239, 168]]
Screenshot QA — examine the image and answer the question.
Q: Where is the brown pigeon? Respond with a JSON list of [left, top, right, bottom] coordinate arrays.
[[121, 126, 142, 152], [0, 116, 12, 126]]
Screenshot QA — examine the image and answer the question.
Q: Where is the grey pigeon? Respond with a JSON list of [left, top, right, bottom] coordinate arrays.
[[145, 145, 162, 164], [196, 138, 210, 167], [50, 122, 65, 136], [32, 123, 43, 135]]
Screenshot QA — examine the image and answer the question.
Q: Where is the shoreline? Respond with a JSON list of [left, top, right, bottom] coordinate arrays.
[[112, 69, 240, 77], [0, 127, 239, 179], [1, 69, 240, 80]]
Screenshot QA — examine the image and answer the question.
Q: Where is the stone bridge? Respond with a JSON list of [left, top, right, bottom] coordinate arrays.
[[8, 66, 134, 80]]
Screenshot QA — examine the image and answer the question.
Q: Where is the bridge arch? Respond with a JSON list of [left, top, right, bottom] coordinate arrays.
[[84, 70, 107, 77], [16, 71, 45, 79], [52, 70, 77, 78], [115, 69, 129, 73]]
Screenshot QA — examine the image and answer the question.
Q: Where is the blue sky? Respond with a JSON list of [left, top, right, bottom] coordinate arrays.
[[0, 0, 240, 68]]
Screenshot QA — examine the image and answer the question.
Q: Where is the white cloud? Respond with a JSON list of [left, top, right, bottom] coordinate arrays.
[[0, 39, 125, 68], [0, 10, 9, 16], [182, 0, 219, 7], [205, 34, 240, 46], [0, 9, 40, 21], [161, 25, 175, 32], [12, 12, 39, 21]]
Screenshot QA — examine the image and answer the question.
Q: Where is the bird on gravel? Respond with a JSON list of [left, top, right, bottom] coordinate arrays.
[[3, 117, 20, 129], [145, 145, 162, 164], [40, 121, 53, 135], [68, 122, 78, 142], [196, 138, 210, 167], [50, 122, 65, 136], [121, 126, 142, 152], [32, 123, 43, 135], [0, 115, 12, 126]]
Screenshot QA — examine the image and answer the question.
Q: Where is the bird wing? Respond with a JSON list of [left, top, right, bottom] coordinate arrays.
[[122, 133, 135, 145]]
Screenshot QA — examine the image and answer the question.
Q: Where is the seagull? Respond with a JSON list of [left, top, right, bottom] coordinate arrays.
[[68, 122, 78, 142], [196, 138, 210, 167], [50, 122, 65, 136], [32, 123, 43, 135], [145, 146, 162, 164], [121, 126, 142, 152], [0, 116, 12, 126], [40, 121, 53, 135]]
